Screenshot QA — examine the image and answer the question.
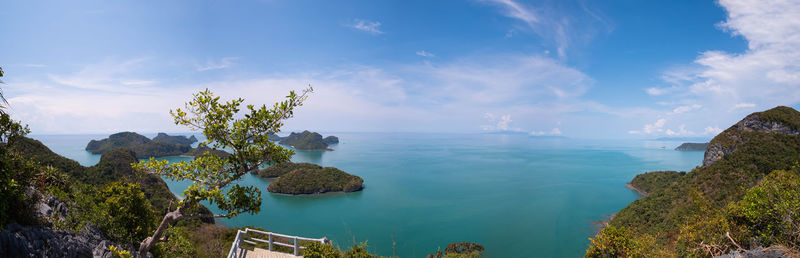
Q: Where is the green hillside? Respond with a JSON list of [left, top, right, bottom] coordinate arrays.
[[587, 106, 800, 257]]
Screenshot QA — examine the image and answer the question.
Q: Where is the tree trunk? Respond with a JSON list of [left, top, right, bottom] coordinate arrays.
[[138, 205, 186, 258]]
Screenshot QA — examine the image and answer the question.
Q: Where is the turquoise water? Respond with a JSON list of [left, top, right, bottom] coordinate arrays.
[[31, 133, 704, 257]]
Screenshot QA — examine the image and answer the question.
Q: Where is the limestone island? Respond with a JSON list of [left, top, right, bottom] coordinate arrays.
[[674, 142, 708, 151], [86, 132, 228, 158], [277, 130, 339, 150], [254, 162, 364, 195]]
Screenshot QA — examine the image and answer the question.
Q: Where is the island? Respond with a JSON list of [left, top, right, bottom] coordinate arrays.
[[278, 130, 339, 150], [674, 142, 708, 151], [152, 132, 198, 145], [255, 162, 364, 195], [85, 132, 227, 158]]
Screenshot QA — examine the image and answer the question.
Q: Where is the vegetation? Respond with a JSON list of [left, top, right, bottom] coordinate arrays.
[[428, 242, 485, 258], [586, 106, 800, 257], [675, 142, 708, 151], [628, 171, 685, 196], [279, 130, 337, 150], [151, 132, 198, 145], [267, 164, 364, 194], [98, 182, 156, 245], [86, 132, 216, 158], [133, 87, 311, 256], [255, 161, 322, 178]]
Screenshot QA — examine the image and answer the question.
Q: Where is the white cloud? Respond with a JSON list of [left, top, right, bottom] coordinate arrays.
[[416, 50, 435, 57], [529, 128, 561, 136], [732, 102, 756, 109], [645, 86, 679, 96], [704, 126, 722, 135], [196, 57, 237, 71], [7, 53, 598, 134], [640, 0, 800, 137], [350, 19, 384, 35], [669, 104, 702, 115], [631, 118, 667, 135]]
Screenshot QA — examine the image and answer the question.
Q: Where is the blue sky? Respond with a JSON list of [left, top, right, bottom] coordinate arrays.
[[1, 0, 799, 138]]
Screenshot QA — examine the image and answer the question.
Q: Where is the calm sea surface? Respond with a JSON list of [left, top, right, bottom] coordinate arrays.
[[31, 133, 704, 257]]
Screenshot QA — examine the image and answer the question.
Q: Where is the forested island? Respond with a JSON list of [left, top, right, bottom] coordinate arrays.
[[254, 162, 364, 194], [674, 142, 708, 151], [278, 131, 339, 150], [587, 106, 800, 257], [85, 132, 227, 158]]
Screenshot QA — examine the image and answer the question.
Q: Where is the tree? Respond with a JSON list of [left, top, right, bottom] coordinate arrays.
[[1, 66, 7, 112], [133, 86, 312, 256]]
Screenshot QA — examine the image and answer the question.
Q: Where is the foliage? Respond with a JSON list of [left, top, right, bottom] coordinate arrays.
[[753, 105, 800, 131], [86, 132, 197, 158], [303, 241, 342, 258], [343, 242, 377, 258], [151, 133, 197, 145], [629, 171, 685, 195], [267, 165, 364, 194], [279, 130, 332, 150], [99, 182, 156, 245], [256, 161, 321, 178], [0, 145, 39, 227], [153, 226, 196, 257], [134, 87, 311, 256], [728, 169, 800, 250], [109, 245, 134, 258], [0, 114, 37, 228], [1, 114, 30, 143], [589, 106, 800, 256], [428, 242, 484, 258]]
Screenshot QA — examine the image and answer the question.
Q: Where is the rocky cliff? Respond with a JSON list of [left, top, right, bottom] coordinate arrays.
[[702, 106, 800, 166]]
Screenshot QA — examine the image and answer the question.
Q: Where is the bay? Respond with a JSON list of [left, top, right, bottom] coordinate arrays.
[[30, 133, 704, 257]]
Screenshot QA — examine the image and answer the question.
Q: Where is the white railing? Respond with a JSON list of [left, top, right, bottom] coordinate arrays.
[[227, 228, 329, 258]]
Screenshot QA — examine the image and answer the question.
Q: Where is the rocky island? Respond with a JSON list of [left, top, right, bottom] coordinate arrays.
[[255, 162, 364, 195], [85, 132, 227, 158], [278, 130, 339, 150], [674, 142, 708, 151]]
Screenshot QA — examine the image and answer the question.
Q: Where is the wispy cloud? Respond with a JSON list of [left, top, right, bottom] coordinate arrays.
[[416, 50, 435, 57], [481, 0, 612, 58], [7, 53, 596, 134], [196, 57, 238, 71], [350, 19, 384, 35], [732, 102, 756, 109]]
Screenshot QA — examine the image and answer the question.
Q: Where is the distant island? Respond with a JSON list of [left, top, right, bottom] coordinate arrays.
[[85, 132, 228, 158], [254, 162, 364, 195], [674, 142, 708, 151], [278, 130, 339, 150]]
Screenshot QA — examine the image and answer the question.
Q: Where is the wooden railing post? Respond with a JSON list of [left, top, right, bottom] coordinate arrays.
[[293, 237, 299, 256]]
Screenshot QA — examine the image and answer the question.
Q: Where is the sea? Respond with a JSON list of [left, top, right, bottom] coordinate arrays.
[[30, 133, 705, 257]]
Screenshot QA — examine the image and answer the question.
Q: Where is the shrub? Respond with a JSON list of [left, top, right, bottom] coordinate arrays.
[[99, 182, 156, 245], [729, 169, 800, 249], [303, 241, 341, 258]]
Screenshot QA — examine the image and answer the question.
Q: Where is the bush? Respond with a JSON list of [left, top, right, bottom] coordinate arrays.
[[303, 241, 341, 258], [729, 169, 800, 249], [99, 182, 156, 245], [428, 242, 484, 258], [343, 242, 376, 258]]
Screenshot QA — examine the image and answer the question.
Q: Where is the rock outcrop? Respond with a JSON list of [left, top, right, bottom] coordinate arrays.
[[703, 106, 800, 166]]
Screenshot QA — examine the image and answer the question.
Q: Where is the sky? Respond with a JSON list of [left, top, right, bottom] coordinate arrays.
[[1, 0, 799, 138]]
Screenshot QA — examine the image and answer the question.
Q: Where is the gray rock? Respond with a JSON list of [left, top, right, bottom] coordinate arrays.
[[702, 115, 800, 166]]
